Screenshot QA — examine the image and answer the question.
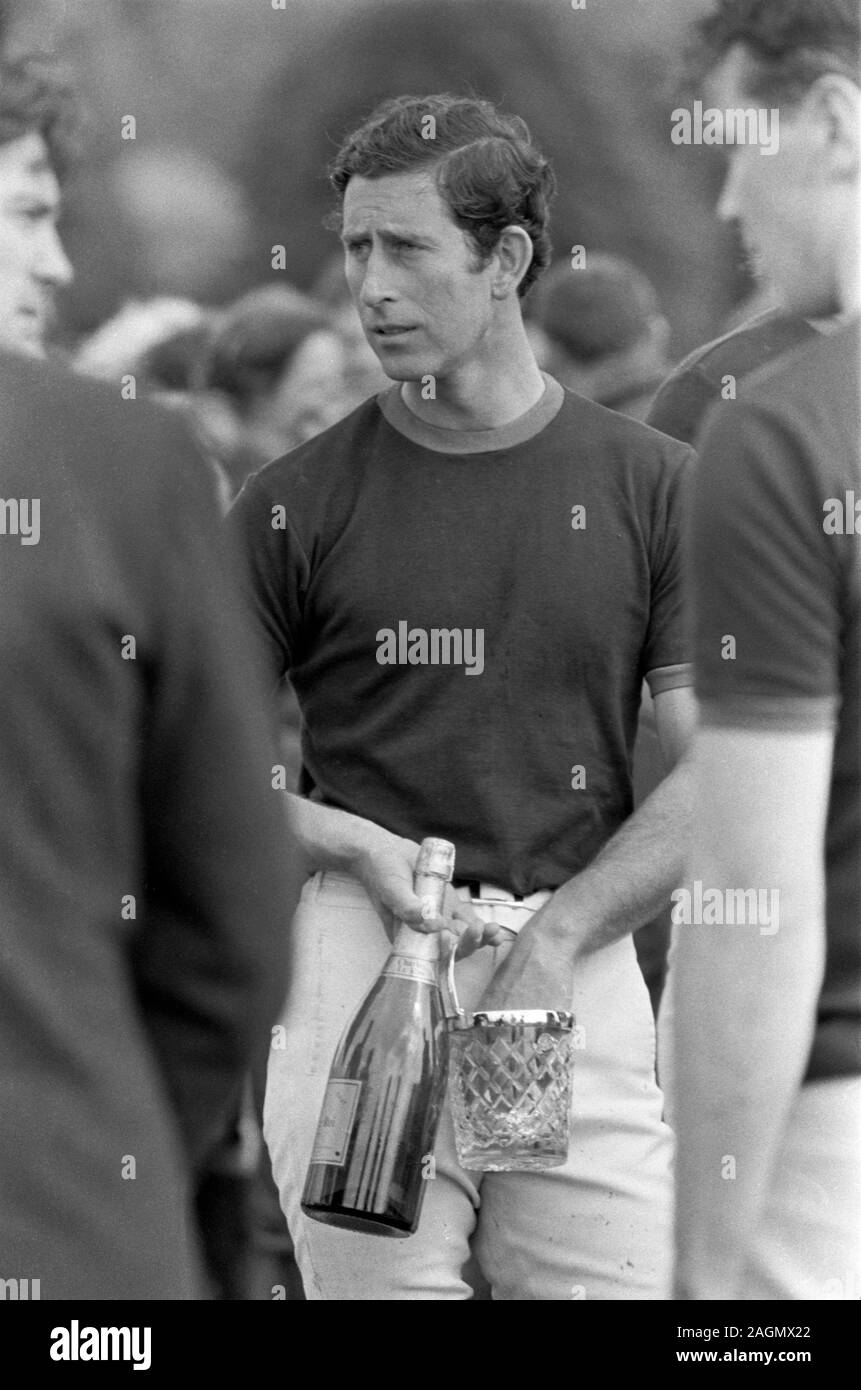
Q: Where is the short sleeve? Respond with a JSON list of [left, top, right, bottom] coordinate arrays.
[[226, 472, 310, 685], [642, 444, 696, 690], [691, 402, 841, 731]]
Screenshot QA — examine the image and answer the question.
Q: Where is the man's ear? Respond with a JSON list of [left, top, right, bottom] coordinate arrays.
[[805, 73, 860, 179], [489, 225, 534, 299]]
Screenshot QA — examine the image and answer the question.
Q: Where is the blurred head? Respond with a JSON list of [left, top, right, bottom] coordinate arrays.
[[205, 285, 330, 415], [107, 148, 251, 301], [265, 327, 353, 445], [529, 254, 670, 392], [328, 95, 555, 382], [204, 284, 346, 455], [0, 53, 76, 355], [687, 0, 860, 317]]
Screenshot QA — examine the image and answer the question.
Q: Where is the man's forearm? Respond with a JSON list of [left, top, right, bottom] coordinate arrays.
[[548, 753, 695, 958], [475, 755, 695, 1012], [282, 792, 391, 877]]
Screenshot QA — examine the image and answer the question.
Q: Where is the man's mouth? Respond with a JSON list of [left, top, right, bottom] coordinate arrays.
[[369, 325, 416, 338], [738, 233, 764, 277]]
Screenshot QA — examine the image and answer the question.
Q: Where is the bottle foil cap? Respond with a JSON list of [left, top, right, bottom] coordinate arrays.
[[416, 837, 456, 882]]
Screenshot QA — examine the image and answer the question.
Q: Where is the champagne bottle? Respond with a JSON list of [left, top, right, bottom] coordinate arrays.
[[300, 837, 455, 1237]]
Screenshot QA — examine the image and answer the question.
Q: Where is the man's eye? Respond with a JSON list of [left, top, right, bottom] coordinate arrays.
[[393, 240, 417, 251]]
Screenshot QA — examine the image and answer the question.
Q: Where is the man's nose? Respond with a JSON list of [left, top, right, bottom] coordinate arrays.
[[358, 248, 393, 307], [36, 226, 74, 288]]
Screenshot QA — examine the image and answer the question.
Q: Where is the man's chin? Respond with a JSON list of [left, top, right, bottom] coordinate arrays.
[[2, 327, 46, 360], [368, 343, 434, 384], [379, 365, 422, 382]]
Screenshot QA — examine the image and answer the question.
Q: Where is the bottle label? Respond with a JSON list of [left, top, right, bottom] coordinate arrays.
[[308, 1078, 362, 1165], [382, 955, 438, 986]]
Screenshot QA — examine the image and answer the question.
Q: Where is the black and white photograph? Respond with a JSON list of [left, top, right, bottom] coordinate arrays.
[[0, 0, 858, 1350]]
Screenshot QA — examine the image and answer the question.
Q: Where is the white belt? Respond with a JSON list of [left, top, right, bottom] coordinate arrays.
[[452, 881, 552, 934]]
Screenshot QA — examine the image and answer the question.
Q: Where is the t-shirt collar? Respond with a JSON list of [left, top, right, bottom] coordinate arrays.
[[377, 372, 565, 454]]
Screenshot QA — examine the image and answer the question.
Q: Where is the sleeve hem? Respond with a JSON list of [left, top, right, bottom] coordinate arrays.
[[646, 663, 694, 696]]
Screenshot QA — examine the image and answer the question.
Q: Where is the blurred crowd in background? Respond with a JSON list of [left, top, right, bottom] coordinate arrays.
[[0, 0, 765, 513], [0, 0, 768, 823]]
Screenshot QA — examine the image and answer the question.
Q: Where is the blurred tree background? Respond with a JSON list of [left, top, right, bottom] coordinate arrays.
[[1, 0, 748, 355]]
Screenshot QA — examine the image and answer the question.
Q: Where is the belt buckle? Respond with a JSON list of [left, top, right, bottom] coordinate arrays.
[[478, 881, 522, 905], [454, 878, 531, 906]]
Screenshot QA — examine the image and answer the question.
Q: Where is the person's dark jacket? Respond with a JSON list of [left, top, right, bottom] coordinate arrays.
[[0, 351, 297, 1299]]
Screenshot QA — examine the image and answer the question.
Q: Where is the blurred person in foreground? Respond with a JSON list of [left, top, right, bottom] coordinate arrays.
[[75, 293, 313, 1297], [229, 94, 697, 1301], [0, 348, 297, 1298], [528, 253, 672, 422], [667, 0, 860, 1300], [0, 51, 74, 357]]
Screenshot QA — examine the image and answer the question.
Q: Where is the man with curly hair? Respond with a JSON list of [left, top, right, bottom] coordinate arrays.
[[231, 93, 697, 1300]]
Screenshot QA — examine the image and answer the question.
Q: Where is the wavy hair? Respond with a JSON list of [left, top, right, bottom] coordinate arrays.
[[328, 94, 556, 297]]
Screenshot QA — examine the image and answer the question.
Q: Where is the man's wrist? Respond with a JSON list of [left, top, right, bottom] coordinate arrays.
[[512, 909, 582, 983], [531, 882, 594, 952]]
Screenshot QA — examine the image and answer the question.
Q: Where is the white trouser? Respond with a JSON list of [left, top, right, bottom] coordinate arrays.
[[264, 871, 674, 1300]]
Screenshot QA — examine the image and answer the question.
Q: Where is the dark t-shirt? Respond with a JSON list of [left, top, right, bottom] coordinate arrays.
[[692, 322, 861, 1080], [647, 312, 817, 446], [229, 376, 694, 895]]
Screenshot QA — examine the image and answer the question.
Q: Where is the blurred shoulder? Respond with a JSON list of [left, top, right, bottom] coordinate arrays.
[[696, 321, 860, 518], [700, 319, 859, 449], [558, 385, 695, 479], [647, 312, 818, 445], [0, 348, 217, 510]]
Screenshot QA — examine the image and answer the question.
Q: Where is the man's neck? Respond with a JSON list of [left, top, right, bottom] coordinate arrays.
[[399, 327, 545, 430], [837, 235, 861, 319]]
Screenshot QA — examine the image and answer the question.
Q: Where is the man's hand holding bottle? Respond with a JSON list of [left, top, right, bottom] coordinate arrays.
[[351, 830, 512, 958]]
